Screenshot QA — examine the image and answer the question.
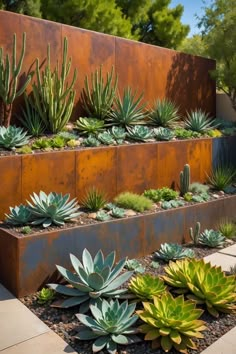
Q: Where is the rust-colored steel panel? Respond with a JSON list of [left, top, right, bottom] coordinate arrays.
[[76, 147, 117, 200], [117, 143, 158, 194], [21, 151, 76, 201], [115, 37, 216, 117], [1, 195, 235, 297], [62, 25, 116, 119], [0, 156, 22, 219]]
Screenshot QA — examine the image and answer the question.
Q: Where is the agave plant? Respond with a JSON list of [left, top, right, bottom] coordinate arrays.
[[129, 274, 166, 301], [207, 164, 236, 191], [198, 229, 226, 248], [153, 127, 175, 141], [76, 298, 140, 353], [75, 117, 105, 135], [0, 125, 30, 149], [48, 249, 133, 310], [19, 94, 45, 137], [184, 109, 217, 133], [149, 99, 180, 127], [80, 188, 107, 212], [137, 293, 206, 352], [163, 259, 236, 317], [108, 87, 147, 128], [155, 243, 195, 262], [127, 125, 153, 142], [27, 191, 80, 228], [5, 204, 32, 225]]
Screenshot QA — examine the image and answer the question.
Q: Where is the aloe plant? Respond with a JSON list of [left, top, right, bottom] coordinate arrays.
[[75, 117, 105, 135], [76, 298, 140, 353], [0, 33, 32, 127], [27, 191, 80, 228], [163, 259, 236, 317], [137, 293, 206, 352], [129, 274, 166, 301], [127, 125, 153, 142], [149, 99, 180, 127], [48, 249, 133, 311], [5, 204, 32, 226], [155, 243, 195, 262], [82, 66, 117, 120], [0, 125, 30, 149], [198, 229, 226, 248]]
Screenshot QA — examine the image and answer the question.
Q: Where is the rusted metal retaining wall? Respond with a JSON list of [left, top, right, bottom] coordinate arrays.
[[0, 10, 216, 118], [0, 195, 235, 297]]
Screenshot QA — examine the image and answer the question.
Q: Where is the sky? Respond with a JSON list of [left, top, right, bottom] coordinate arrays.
[[170, 0, 212, 36]]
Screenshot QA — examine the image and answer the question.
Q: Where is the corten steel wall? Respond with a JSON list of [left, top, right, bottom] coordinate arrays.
[[0, 10, 216, 119], [0, 195, 235, 297]]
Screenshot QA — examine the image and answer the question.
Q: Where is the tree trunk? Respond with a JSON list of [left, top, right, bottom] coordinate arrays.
[[0, 99, 12, 127]]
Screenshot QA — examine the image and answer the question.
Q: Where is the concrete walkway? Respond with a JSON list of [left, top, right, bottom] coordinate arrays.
[[0, 244, 235, 354]]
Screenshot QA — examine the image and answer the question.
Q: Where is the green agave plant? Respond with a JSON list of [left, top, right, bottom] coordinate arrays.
[[149, 99, 180, 127], [27, 191, 80, 228], [48, 249, 133, 310], [75, 117, 105, 135], [185, 109, 216, 133], [76, 298, 140, 354], [137, 293, 206, 353], [108, 87, 147, 128], [155, 243, 195, 262], [153, 127, 175, 141], [207, 165, 236, 191], [127, 125, 153, 142], [198, 229, 226, 248], [163, 259, 236, 317], [5, 204, 32, 225], [0, 125, 30, 149], [129, 274, 166, 301]]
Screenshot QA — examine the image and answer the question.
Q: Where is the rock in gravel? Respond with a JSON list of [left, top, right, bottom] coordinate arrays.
[[88, 213, 97, 219], [212, 194, 220, 199], [218, 190, 225, 196], [125, 209, 137, 217]]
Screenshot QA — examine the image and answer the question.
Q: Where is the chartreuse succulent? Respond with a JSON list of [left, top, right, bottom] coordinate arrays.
[[163, 259, 236, 317], [48, 249, 133, 311], [76, 298, 140, 353], [137, 293, 206, 353], [127, 125, 153, 142], [198, 229, 225, 248], [37, 288, 55, 305], [75, 117, 105, 135], [129, 274, 166, 301], [0, 125, 30, 149], [144, 187, 178, 202], [5, 204, 32, 225], [155, 243, 195, 262], [27, 191, 80, 228]]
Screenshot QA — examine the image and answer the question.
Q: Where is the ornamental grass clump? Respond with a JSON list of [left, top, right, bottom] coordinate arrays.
[[114, 192, 153, 212], [80, 188, 107, 212], [129, 274, 166, 301], [207, 164, 236, 191], [218, 219, 236, 238], [137, 293, 206, 353], [163, 259, 236, 317], [48, 249, 133, 311], [76, 298, 140, 353]]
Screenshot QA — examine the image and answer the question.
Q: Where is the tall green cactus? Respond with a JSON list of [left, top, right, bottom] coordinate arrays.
[[189, 221, 201, 244], [32, 37, 77, 133], [0, 33, 32, 127], [180, 163, 190, 196]]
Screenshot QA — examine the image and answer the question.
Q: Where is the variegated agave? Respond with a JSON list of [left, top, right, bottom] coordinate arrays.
[[27, 191, 80, 227], [48, 249, 133, 311], [163, 259, 236, 317], [137, 293, 206, 353], [76, 298, 140, 353]]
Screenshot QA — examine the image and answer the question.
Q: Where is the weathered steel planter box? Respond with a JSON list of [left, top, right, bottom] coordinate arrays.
[[1, 136, 235, 220], [0, 195, 235, 297]]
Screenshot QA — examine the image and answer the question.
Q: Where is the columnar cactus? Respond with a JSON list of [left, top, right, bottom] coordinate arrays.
[[189, 221, 201, 244], [0, 33, 32, 126], [180, 163, 190, 196]]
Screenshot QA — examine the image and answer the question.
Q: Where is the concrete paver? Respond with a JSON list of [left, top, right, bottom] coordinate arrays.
[[0, 331, 77, 354], [200, 327, 236, 354], [204, 252, 236, 271], [218, 244, 236, 257]]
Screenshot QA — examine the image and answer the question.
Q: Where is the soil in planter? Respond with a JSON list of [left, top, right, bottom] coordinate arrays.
[[20, 244, 236, 354]]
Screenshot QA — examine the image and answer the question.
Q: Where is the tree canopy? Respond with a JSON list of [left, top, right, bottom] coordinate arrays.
[[0, 0, 189, 49]]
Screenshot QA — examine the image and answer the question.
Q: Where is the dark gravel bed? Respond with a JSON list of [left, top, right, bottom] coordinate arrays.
[[20, 243, 236, 354]]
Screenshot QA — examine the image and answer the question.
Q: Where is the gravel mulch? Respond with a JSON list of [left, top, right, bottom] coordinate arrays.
[[20, 242, 236, 354]]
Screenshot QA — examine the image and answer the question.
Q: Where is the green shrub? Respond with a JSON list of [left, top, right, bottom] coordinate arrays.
[[189, 182, 209, 194], [144, 187, 178, 202], [80, 188, 107, 211], [218, 219, 236, 239], [174, 128, 201, 139], [114, 192, 153, 212]]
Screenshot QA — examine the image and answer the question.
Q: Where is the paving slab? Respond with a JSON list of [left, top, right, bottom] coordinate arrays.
[[0, 331, 77, 354], [204, 252, 236, 271], [200, 327, 236, 354], [0, 285, 49, 351], [218, 244, 236, 257]]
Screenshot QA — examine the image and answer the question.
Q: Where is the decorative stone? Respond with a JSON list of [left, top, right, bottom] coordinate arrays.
[[88, 213, 97, 219], [125, 209, 137, 217], [212, 194, 220, 199]]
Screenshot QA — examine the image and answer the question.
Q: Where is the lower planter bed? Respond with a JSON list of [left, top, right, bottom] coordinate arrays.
[[0, 195, 235, 297]]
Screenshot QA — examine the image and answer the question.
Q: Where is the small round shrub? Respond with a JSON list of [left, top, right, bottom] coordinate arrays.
[[114, 192, 153, 212]]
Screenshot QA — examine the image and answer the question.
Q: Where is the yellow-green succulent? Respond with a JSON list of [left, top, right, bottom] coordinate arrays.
[[129, 274, 167, 301]]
